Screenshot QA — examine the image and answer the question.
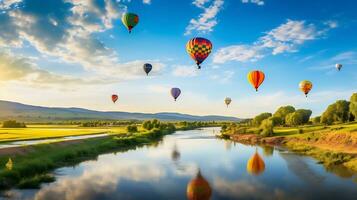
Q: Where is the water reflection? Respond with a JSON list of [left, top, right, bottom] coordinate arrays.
[[246, 149, 265, 176], [171, 142, 180, 162], [262, 145, 274, 157], [187, 169, 212, 200]]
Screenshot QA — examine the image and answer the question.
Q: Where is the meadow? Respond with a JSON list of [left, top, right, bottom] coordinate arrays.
[[0, 125, 129, 143]]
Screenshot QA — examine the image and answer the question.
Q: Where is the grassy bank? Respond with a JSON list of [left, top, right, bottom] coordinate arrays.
[[0, 124, 197, 190], [222, 122, 357, 172]]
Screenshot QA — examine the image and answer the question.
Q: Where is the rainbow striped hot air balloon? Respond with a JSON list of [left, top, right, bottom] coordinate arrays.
[[299, 80, 313, 97], [247, 70, 265, 91], [186, 37, 212, 69], [121, 13, 139, 33]]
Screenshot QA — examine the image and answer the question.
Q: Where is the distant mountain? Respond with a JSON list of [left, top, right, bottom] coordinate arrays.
[[0, 100, 241, 122]]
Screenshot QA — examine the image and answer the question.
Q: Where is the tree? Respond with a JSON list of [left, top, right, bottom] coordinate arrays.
[[285, 112, 303, 126], [142, 120, 153, 130], [273, 105, 295, 125], [321, 100, 350, 124], [295, 109, 312, 124], [312, 116, 321, 124], [252, 112, 272, 126], [259, 117, 275, 137], [127, 125, 138, 133], [350, 93, 357, 120], [2, 120, 27, 128]]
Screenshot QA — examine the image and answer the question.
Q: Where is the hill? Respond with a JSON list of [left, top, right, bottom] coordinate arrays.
[[0, 100, 241, 122]]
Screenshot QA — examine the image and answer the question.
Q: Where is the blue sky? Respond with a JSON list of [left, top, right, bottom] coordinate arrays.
[[0, 0, 356, 118]]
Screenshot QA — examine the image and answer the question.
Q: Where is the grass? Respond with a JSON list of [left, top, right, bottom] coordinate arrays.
[[0, 125, 128, 142]]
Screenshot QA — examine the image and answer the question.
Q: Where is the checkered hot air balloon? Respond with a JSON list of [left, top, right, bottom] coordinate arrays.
[[186, 37, 212, 69], [121, 13, 139, 33], [247, 70, 265, 92]]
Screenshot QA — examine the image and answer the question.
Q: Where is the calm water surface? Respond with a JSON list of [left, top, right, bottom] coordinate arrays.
[[4, 127, 357, 200]]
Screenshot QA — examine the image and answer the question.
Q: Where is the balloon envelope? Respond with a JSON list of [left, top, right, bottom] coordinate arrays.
[[121, 13, 139, 33], [247, 70, 265, 91], [111, 94, 118, 103], [143, 63, 152, 75], [335, 63, 342, 71], [170, 88, 181, 101], [224, 97, 232, 107], [186, 37, 212, 69], [299, 80, 312, 97]]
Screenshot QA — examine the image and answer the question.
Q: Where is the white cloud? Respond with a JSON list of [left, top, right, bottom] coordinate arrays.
[[213, 45, 263, 63], [0, 0, 22, 10], [0, 0, 166, 82], [185, 0, 224, 35], [172, 65, 198, 77], [143, 0, 151, 4], [213, 19, 336, 64], [209, 70, 234, 83], [241, 0, 264, 6]]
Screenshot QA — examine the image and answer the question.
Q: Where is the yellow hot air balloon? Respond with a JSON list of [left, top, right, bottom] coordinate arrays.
[[247, 151, 265, 175], [299, 80, 313, 97], [6, 158, 13, 171], [224, 97, 232, 107], [187, 170, 212, 200], [247, 70, 265, 91]]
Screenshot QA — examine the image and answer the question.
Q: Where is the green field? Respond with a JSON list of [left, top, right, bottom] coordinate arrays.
[[0, 125, 129, 142]]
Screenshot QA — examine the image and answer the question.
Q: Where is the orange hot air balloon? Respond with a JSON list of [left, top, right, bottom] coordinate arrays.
[[247, 70, 265, 91], [246, 151, 265, 176], [187, 170, 212, 200], [299, 80, 312, 97], [111, 94, 118, 103]]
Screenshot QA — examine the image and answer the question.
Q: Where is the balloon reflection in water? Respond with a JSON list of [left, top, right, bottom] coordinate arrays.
[[187, 170, 212, 200], [171, 143, 180, 162], [247, 150, 265, 176]]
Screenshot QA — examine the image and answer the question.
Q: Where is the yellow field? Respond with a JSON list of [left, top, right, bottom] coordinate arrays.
[[0, 125, 129, 142]]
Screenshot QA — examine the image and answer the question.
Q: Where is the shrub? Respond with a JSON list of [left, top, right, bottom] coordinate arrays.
[[126, 125, 138, 133], [2, 120, 27, 128]]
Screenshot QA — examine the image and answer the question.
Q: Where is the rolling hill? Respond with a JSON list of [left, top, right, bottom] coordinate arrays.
[[0, 100, 241, 122]]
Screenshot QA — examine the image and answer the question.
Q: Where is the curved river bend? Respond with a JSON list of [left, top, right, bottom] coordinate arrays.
[[4, 127, 357, 200]]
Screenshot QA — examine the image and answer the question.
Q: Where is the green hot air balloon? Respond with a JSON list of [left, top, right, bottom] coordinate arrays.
[[121, 13, 139, 33]]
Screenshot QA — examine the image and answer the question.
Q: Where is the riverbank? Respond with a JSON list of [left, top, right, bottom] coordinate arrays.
[[224, 123, 357, 172], [0, 124, 201, 190]]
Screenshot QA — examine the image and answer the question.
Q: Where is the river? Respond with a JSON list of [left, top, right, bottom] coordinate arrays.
[[3, 127, 357, 200]]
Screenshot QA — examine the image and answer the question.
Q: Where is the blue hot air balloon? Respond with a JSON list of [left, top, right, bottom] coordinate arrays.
[[171, 88, 181, 101], [143, 63, 152, 76]]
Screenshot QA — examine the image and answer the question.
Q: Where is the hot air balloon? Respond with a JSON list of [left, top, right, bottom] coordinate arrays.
[[187, 170, 212, 200], [335, 63, 342, 71], [224, 97, 232, 107], [247, 70, 265, 91], [246, 150, 265, 176], [171, 88, 181, 101], [186, 37, 212, 69], [111, 94, 118, 103], [121, 13, 139, 33], [143, 63, 152, 76], [6, 158, 13, 171], [299, 80, 312, 97]]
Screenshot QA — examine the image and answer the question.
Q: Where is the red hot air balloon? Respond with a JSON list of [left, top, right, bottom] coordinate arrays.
[[171, 88, 181, 101], [111, 94, 118, 103]]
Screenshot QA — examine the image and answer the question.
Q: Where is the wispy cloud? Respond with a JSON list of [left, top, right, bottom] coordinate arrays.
[[213, 19, 337, 64], [143, 0, 151, 4], [185, 0, 224, 35], [209, 70, 235, 83], [308, 51, 357, 71], [241, 0, 264, 6], [172, 65, 198, 77]]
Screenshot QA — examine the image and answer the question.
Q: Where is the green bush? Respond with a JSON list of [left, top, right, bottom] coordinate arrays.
[[2, 120, 27, 128], [126, 125, 138, 133]]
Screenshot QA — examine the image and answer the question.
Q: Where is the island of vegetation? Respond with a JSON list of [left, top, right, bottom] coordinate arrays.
[[220, 92, 357, 172]]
